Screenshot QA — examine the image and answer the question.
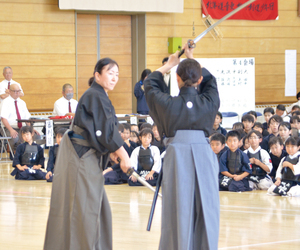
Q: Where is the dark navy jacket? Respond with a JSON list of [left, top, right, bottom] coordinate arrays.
[[13, 142, 44, 168], [134, 80, 149, 115]]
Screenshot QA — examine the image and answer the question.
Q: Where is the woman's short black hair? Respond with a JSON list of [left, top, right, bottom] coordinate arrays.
[[94, 58, 118, 75], [176, 59, 202, 87], [140, 69, 151, 81], [139, 128, 154, 143]]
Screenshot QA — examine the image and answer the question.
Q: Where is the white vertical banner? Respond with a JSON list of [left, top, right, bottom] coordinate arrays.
[[171, 57, 255, 116], [130, 116, 137, 125], [46, 120, 54, 147], [285, 50, 297, 97]]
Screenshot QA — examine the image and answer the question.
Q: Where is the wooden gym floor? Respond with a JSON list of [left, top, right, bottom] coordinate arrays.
[[0, 156, 300, 250]]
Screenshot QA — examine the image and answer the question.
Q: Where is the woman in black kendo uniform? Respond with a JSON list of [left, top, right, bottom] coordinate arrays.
[[144, 44, 220, 250]]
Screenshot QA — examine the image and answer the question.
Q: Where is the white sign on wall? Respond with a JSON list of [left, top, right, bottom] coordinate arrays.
[[171, 57, 255, 116]]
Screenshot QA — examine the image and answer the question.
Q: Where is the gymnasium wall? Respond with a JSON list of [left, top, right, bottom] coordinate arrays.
[[0, 0, 76, 111], [0, 0, 299, 112], [146, 0, 300, 105]]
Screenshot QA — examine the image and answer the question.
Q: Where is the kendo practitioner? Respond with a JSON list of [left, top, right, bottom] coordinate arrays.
[[45, 127, 68, 182], [44, 58, 131, 250], [128, 128, 161, 186], [268, 137, 300, 196], [11, 126, 45, 180], [144, 44, 220, 250]]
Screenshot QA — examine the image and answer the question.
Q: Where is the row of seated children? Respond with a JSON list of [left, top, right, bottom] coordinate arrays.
[[210, 127, 300, 196], [103, 122, 165, 186], [10, 126, 67, 181]]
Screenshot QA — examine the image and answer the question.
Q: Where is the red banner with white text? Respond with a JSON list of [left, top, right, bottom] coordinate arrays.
[[202, 0, 278, 20]]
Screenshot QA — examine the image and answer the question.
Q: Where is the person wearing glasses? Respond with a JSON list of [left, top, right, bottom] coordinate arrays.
[[1, 83, 39, 153]]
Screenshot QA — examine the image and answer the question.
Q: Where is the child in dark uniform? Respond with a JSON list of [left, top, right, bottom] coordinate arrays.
[[210, 133, 227, 161], [11, 126, 45, 180], [45, 127, 67, 182], [128, 128, 161, 186], [152, 123, 165, 154], [212, 111, 227, 136], [219, 130, 252, 192], [268, 137, 287, 180], [261, 115, 283, 152], [268, 137, 300, 196], [244, 130, 273, 190]]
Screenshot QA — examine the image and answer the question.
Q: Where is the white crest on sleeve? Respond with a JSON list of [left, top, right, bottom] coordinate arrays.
[[186, 101, 193, 109], [96, 130, 102, 137]]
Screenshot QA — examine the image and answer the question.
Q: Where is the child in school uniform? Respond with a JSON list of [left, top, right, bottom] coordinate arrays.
[[219, 130, 252, 192], [263, 107, 275, 136], [244, 130, 273, 190], [210, 133, 227, 162], [268, 137, 287, 180], [260, 115, 283, 152], [232, 122, 244, 130], [247, 110, 258, 123], [253, 122, 264, 135], [152, 123, 165, 154], [290, 116, 300, 136], [242, 114, 254, 134], [10, 126, 45, 180], [212, 111, 227, 136], [45, 128, 67, 182], [278, 122, 291, 145], [242, 136, 250, 151], [119, 123, 137, 156], [128, 128, 162, 186], [267, 137, 300, 196]]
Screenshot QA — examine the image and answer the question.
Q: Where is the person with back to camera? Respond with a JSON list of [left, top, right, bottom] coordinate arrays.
[[44, 58, 131, 250], [134, 69, 151, 115], [144, 43, 220, 250]]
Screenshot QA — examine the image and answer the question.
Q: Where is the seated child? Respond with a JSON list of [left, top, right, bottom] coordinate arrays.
[[130, 131, 140, 145], [276, 104, 286, 117], [130, 124, 139, 133], [278, 122, 291, 145], [253, 122, 263, 135], [268, 137, 287, 180], [128, 128, 162, 186], [247, 110, 257, 123], [219, 130, 252, 192], [11, 126, 46, 180], [210, 133, 227, 161], [244, 130, 273, 190], [236, 129, 246, 150], [212, 111, 227, 136], [232, 122, 244, 130], [290, 116, 300, 135], [45, 128, 67, 182], [151, 123, 165, 154], [263, 107, 274, 136], [242, 114, 254, 134], [268, 137, 300, 196], [241, 136, 250, 151], [260, 115, 283, 152], [119, 123, 137, 156]]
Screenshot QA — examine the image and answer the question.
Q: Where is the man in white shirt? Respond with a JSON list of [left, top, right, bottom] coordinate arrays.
[[0, 67, 24, 110], [1, 83, 38, 152], [53, 84, 78, 117]]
